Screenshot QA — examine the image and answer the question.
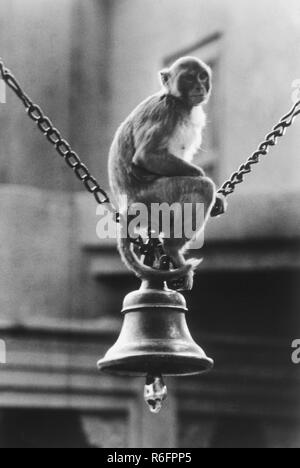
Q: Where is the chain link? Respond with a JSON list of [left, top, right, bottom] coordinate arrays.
[[0, 58, 119, 221], [217, 100, 300, 199]]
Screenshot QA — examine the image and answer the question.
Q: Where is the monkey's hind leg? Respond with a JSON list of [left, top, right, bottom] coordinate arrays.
[[139, 175, 215, 290], [163, 243, 193, 291]]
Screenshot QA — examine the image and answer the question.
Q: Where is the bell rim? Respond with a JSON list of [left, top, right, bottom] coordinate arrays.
[[97, 353, 214, 377], [121, 304, 188, 314]]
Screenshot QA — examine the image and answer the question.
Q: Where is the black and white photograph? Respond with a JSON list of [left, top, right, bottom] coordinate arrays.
[[0, 0, 300, 451]]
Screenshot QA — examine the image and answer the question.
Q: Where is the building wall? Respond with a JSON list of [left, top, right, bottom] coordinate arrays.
[[0, 0, 113, 323], [0, 0, 111, 191]]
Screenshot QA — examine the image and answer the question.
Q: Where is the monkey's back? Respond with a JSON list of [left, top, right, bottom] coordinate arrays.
[[108, 93, 184, 208], [108, 118, 134, 206]]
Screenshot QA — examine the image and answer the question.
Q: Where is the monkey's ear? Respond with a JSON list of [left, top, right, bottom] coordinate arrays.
[[159, 69, 170, 86]]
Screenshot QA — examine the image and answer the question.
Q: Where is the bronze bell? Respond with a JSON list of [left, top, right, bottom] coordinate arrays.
[[97, 280, 213, 412]]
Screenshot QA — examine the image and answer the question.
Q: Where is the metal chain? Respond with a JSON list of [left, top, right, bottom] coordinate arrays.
[[0, 58, 119, 221], [217, 100, 300, 198]]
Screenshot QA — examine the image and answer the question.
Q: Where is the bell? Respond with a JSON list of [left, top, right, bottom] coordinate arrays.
[[98, 280, 213, 377], [98, 280, 213, 412]]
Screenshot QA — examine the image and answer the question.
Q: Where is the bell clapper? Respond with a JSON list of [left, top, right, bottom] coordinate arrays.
[[144, 374, 168, 414]]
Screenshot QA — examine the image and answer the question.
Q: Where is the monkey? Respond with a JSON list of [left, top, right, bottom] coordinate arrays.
[[109, 56, 225, 290]]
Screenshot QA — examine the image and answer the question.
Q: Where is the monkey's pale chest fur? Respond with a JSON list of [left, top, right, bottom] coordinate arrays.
[[168, 105, 206, 163]]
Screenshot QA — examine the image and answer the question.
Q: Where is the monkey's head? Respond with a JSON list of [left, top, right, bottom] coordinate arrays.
[[160, 56, 212, 107]]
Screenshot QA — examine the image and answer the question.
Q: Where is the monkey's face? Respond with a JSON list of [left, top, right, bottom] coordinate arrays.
[[160, 57, 212, 107], [179, 65, 211, 106]]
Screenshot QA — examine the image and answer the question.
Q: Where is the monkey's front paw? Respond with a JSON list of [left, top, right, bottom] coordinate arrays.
[[168, 277, 184, 291], [210, 194, 228, 217], [168, 273, 193, 292]]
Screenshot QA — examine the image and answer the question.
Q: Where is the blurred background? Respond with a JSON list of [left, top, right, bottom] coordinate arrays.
[[0, 0, 300, 448]]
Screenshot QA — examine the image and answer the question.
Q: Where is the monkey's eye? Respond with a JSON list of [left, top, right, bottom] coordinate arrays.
[[200, 72, 208, 81]]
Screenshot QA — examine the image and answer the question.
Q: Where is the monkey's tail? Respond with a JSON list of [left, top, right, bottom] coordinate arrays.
[[118, 235, 196, 281]]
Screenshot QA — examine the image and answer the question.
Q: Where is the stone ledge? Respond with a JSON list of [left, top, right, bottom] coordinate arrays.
[[0, 316, 121, 337]]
